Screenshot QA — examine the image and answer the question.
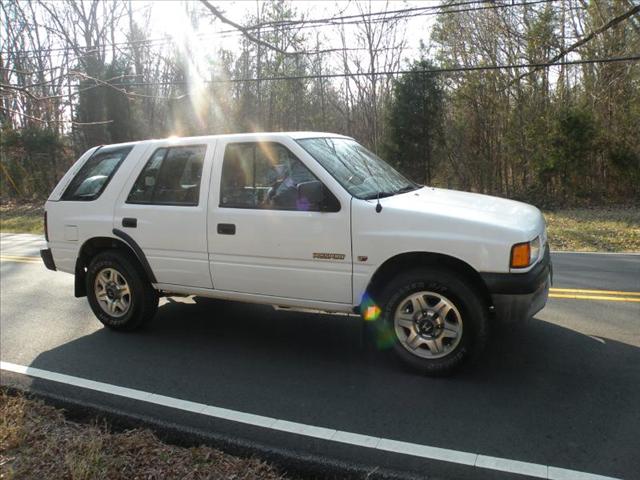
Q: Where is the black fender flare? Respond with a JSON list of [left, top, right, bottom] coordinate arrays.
[[112, 228, 158, 284]]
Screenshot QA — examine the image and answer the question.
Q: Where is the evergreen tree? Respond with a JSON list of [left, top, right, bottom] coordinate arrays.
[[383, 59, 443, 184]]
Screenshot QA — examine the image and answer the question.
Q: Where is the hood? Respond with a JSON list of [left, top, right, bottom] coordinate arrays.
[[379, 187, 545, 241]]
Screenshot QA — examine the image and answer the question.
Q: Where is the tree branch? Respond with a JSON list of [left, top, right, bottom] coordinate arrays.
[[1, 106, 113, 125], [511, 4, 640, 85], [198, 1, 295, 55]]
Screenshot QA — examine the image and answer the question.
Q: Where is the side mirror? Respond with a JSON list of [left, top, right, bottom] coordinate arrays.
[[297, 180, 340, 212], [298, 180, 322, 204]]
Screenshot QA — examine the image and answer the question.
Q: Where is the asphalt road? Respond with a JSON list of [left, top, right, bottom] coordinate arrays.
[[1, 233, 639, 479]]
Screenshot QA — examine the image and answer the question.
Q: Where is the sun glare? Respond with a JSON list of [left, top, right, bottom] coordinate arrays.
[[151, 1, 214, 133], [152, 1, 189, 40]]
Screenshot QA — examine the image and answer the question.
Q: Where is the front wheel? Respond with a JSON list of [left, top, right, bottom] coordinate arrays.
[[372, 268, 488, 376], [86, 250, 158, 331]]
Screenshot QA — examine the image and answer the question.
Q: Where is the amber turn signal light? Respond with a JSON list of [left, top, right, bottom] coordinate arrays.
[[510, 242, 531, 268]]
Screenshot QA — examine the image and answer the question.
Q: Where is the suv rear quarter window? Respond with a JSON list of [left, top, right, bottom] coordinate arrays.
[[62, 146, 133, 201]]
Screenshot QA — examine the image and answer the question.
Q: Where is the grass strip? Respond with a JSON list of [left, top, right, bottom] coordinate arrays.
[[0, 389, 289, 480]]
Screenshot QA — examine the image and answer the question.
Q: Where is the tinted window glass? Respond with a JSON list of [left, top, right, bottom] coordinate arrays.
[[220, 142, 324, 211], [62, 146, 132, 201], [297, 137, 417, 199], [127, 149, 166, 203], [127, 145, 206, 206]]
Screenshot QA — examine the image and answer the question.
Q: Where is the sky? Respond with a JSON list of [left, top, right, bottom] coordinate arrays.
[[0, 1, 443, 129], [147, 1, 438, 68]]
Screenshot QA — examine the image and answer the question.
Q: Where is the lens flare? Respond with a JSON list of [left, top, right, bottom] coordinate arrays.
[[360, 293, 381, 322], [375, 324, 396, 350], [360, 293, 395, 349], [364, 305, 381, 321], [153, 1, 215, 134]]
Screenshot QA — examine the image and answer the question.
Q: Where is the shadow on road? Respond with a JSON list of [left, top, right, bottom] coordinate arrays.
[[26, 296, 640, 478]]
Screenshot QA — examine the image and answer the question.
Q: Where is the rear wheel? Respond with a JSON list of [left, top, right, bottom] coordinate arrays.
[[86, 250, 158, 331], [371, 268, 488, 376]]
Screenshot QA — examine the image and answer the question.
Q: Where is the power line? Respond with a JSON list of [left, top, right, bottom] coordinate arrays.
[[250, 0, 563, 30], [4, 54, 637, 105], [68, 54, 640, 89], [511, 3, 640, 83], [248, 0, 499, 29], [1, 0, 562, 56], [3, 45, 417, 66], [0, 0, 484, 54]]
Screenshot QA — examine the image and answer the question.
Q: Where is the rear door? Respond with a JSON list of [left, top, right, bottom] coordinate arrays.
[[114, 138, 216, 288], [207, 137, 352, 304]]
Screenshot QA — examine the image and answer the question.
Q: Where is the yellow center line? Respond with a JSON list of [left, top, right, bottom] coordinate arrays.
[[1, 256, 638, 303], [550, 287, 640, 297], [549, 293, 640, 303], [0, 255, 41, 264]]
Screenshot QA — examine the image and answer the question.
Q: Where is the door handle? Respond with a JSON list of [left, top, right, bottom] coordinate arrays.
[[122, 217, 137, 228], [217, 223, 235, 235]]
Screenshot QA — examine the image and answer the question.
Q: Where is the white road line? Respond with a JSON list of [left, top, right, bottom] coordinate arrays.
[[476, 455, 548, 478], [0, 361, 621, 480], [548, 466, 621, 480]]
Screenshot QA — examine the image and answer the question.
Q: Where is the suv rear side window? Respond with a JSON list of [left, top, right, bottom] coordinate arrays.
[[127, 145, 206, 206], [62, 146, 133, 201]]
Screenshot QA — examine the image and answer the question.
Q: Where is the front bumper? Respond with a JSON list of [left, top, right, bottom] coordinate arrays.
[[481, 245, 552, 323], [40, 248, 56, 271], [490, 274, 550, 323]]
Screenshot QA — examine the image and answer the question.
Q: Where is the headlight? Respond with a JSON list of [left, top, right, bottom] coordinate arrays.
[[530, 236, 541, 263], [510, 236, 540, 268]]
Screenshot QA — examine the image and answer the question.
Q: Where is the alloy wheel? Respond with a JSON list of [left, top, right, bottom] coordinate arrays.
[[393, 291, 463, 359], [94, 267, 131, 318]]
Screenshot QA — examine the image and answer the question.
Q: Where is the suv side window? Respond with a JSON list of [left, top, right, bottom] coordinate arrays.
[[127, 145, 206, 206], [62, 146, 133, 201], [220, 142, 333, 211]]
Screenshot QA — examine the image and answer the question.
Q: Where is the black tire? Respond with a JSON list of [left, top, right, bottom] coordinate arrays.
[[369, 268, 489, 376], [86, 250, 158, 331]]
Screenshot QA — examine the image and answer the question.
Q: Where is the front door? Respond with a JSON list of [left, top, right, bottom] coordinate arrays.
[[114, 139, 215, 288], [207, 138, 352, 304]]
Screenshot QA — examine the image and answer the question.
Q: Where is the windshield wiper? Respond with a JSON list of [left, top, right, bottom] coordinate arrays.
[[395, 185, 420, 194], [363, 191, 396, 200], [362, 185, 418, 200]]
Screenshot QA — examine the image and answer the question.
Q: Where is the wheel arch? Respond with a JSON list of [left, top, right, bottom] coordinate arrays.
[[74, 233, 156, 297], [364, 251, 493, 311]]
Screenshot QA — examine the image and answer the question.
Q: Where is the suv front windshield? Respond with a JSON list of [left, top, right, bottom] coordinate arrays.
[[297, 137, 419, 199]]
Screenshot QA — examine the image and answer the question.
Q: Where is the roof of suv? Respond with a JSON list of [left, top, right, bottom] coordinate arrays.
[[102, 131, 352, 150]]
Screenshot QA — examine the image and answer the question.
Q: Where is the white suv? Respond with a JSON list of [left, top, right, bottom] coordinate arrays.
[[41, 132, 551, 375]]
